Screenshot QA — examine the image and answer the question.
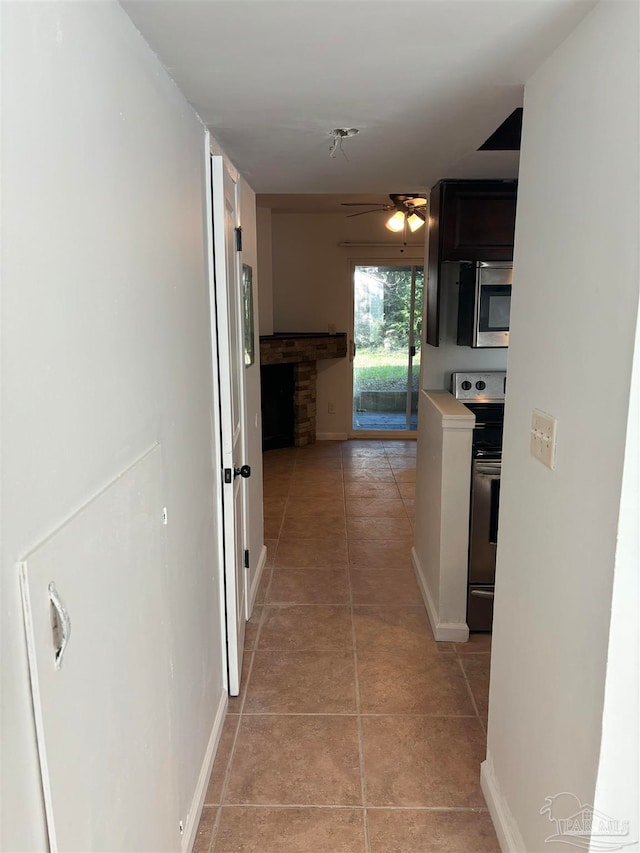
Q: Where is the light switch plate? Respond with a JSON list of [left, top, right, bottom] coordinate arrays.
[[531, 409, 557, 469]]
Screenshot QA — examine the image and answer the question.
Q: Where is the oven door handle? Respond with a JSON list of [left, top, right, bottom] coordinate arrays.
[[489, 478, 500, 543], [471, 460, 502, 545], [473, 461, 501, 476], [470, 589, 495, 600]]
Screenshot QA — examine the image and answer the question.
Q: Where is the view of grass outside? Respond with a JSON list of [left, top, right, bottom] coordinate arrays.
[[353, 265, 424, 430], [355, 348, 419, 392]]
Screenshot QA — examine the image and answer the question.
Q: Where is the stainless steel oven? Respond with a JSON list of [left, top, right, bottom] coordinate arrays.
[[452, 371, 506, 632], [468, 457, 501, 631]]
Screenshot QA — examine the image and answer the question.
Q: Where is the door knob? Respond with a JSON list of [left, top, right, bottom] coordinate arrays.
[[234, 465, 251, 479]]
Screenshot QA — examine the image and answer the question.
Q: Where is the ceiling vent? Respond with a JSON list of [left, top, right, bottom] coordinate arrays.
[[478, 108, 523, 151]]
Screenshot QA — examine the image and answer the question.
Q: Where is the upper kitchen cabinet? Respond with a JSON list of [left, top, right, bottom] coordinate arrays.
[[426, 180, 518, 346], [440, 181, 518, 260]]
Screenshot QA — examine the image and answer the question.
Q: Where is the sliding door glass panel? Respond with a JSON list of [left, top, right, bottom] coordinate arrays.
[[409, 267, 424, 430], [352, 264, 423, 432]]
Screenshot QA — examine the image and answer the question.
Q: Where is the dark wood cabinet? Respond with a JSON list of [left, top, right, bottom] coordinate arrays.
[[441, 181, 517, 261], [426, 180, 517, 346], [426, 181, 443, 351]]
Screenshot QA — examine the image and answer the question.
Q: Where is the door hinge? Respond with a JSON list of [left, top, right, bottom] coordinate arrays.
[[224, 468, 232, 484], [235, 226, 243, 252], [244, 549, 250, 569]]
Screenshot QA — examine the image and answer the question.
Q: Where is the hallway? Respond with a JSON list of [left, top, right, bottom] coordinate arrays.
[[194, 440, 496, 853]]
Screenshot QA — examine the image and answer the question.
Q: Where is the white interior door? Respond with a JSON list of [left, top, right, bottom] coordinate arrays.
[[19, 445, 180, 852], [210, 155, 247, 696]]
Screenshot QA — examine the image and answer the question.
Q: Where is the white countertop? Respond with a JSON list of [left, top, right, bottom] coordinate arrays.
[[422, 390, 475, 428]]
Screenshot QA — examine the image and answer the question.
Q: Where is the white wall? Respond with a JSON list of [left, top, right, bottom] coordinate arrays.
[[0, 3, 241, 848], [484, 2, 639, 850], [256, 206, 274, 336], [591, 301, 639, 850], [270, 213, 423, 437], [422, 263, 508, 390]]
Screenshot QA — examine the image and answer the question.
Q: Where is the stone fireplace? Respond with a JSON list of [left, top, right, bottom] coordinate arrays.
[[259, 333, 348, 447]]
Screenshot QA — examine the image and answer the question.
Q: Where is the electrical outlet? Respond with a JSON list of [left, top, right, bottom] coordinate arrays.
[[328, 323, 337, 335], [328, 402, 336, 414], [531, 409, 557, 469]]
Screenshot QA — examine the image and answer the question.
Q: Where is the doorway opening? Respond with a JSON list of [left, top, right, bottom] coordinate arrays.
[[351, 263, 424, 434]]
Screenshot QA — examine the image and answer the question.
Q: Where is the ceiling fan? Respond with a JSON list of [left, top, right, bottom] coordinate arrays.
[[341, 193, 428, 233]]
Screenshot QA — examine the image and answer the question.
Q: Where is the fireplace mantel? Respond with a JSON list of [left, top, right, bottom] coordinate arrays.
[[259, 332, 347, 365], [259, 333, 348, 446]]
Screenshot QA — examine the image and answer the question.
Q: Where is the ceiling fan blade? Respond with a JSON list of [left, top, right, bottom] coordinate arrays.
[[346, 209, 383, 218], [341, 202, 389, 208]]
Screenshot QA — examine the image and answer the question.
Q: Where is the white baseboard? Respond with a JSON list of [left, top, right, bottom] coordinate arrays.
[[316, 432, 348, 441], [248, 544, 267, 615], [411, 547, 469, 643], [480, 755, 526, 853], [347, 431, 417, 441], [182, 690, 227, 853]]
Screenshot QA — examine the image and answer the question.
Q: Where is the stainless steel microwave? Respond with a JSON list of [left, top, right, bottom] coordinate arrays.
[[457, 261, 512, 348]]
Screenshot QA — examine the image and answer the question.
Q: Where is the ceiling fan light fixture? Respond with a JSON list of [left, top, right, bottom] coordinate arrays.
[[385, 210, 406, 232], [407, 212, 424, 232]]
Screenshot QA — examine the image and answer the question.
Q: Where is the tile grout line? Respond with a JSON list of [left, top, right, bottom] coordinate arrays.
[[455, 654, 486, 735], [235, 711, 480, 717], [205, 460, 287, 853], [203, 805, 220, 853], [344, 452, 372, 853], [214, 803, 490, 812], [206, 682, 244, 852], [262, 460, 292, 604], [273, 462, 292, 546], [208, 442, 463, 851], [208, 452, 299, 847], [208, 641, 260, 852], [215, 450, 342, 847], [208, 476, 283, 853]]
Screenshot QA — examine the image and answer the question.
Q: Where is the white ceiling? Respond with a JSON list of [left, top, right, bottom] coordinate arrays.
[[257, 193, 391, 213], [121, 0, 594, 196]]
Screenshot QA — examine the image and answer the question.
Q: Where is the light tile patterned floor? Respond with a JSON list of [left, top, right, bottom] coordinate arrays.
[[194, 440, 496, 853]]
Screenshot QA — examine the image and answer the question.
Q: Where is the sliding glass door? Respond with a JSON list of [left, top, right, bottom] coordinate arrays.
[[352, 264, 424, 433]]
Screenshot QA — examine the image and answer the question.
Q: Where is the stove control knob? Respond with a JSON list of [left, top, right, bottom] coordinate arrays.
[[461, 381, 472, 391], [475, 380, 486, 391]]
